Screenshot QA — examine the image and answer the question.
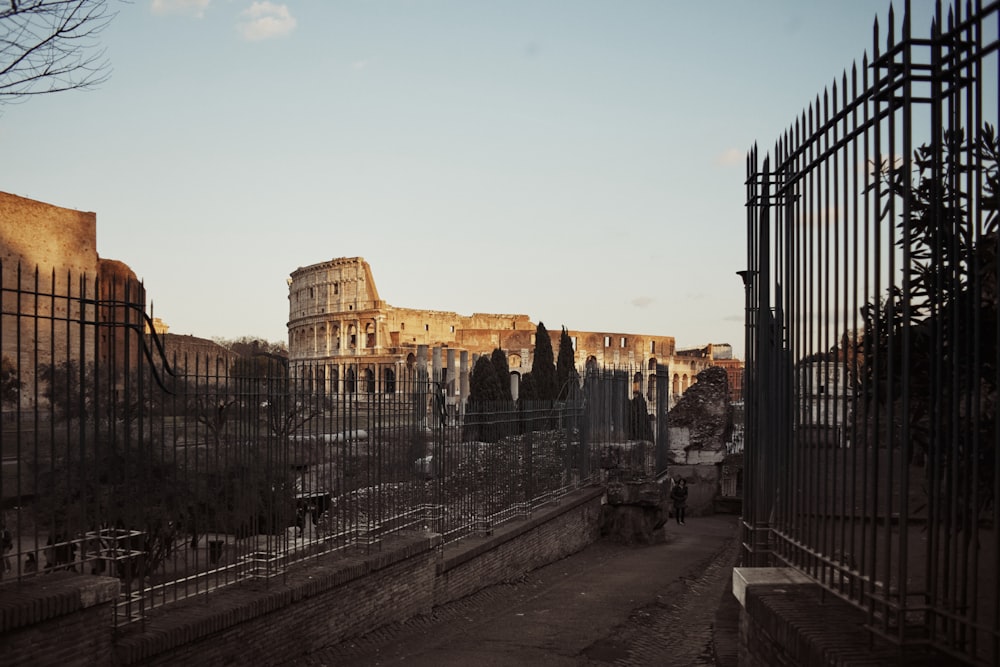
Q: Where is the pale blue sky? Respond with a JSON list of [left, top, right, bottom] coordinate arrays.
[[1, 1, 939, 357]]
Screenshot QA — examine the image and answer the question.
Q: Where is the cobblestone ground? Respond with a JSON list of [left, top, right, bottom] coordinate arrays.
[[287, 516, 740, 667], [583, 532, 741, 666]]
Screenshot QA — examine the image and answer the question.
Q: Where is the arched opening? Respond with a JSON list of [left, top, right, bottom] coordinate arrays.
[[363, 367, 375, 393], [346, 368, 356, 394], [384, 367, 396, 394]]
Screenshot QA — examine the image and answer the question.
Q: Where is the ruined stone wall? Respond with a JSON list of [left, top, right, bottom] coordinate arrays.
[[668, 366, 733, 465], [158, 334, 233, 373], [0, 193, 143, 407], [0, 192, 98, 279]]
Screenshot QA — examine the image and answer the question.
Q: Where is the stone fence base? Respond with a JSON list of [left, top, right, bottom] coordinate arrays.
[[733, 567, 965, 667], [1, 486, 604, 666]]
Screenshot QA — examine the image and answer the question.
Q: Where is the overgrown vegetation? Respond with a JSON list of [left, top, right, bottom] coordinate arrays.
[[860, 124, 999, 522]]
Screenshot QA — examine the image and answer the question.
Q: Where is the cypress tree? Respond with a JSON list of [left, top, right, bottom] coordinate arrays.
[[466, 355, 503, 441], [531, 321, 557, 401], [556, 327, 578, 400], [519, 372, 537, 401], [490, 348, 513, 401], [469, 355, 502, 403]]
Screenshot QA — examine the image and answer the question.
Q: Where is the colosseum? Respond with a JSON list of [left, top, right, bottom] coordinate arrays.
[[287, 257, 738, 406]]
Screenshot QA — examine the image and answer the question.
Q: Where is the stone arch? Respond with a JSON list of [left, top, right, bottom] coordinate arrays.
[[330, 366, 339, 394], [383, 367, 396, 394], [363, 367, 375, 393], [647, 357, 657, 370], [346, 367, 357, 393], [508, 353, 522, 368], [366, 321, 375, 348], [672, 373, 680, 396]]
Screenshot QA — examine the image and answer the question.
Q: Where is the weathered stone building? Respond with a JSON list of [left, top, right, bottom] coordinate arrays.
[[0, 192, 144, 406], [287, 257, 741, 405]]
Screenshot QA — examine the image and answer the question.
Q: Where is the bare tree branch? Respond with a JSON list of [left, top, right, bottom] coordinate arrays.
[[0, 0, 118, 104]]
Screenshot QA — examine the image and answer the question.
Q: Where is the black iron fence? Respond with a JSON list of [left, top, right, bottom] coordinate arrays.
[[744, 1, 999, 663], [0, 262, 663, 627]]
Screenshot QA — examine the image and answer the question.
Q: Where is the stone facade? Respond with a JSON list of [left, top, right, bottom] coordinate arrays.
[[0, 191, 98, 279], [0, 192, 143, 407], [287, 257, 740, 405]]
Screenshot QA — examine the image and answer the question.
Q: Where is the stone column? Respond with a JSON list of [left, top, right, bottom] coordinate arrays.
[[459, 350, 469, 420], [432, 346, 442, 385], [446, 348, 457, 422], [416, 345, 429, 429]]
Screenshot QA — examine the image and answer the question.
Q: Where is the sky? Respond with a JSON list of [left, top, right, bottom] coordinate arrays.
[[1, 0, 942, 359]]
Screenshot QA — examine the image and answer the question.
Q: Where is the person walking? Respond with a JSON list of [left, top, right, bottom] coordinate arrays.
[[670, 478, 689, 526]]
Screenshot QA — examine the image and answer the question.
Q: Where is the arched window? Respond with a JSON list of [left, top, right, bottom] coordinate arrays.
[[363, 368, 376, 393], [366, 322, 375, 348], [672, 373, 680, 396]]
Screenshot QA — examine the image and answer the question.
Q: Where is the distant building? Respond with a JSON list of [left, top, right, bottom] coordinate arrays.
[[286, 257, 741, 406]]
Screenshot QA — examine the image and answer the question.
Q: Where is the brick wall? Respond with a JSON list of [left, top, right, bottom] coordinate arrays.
[[0, 571, 119, 667], [435, 487, 603, 605], [739, 582, 963, 666], [0, 486, 604, 665]]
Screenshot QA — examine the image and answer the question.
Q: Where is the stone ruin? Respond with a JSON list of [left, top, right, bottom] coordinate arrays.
[[600, 366, 735, 543], [667, 366, 732, 465]]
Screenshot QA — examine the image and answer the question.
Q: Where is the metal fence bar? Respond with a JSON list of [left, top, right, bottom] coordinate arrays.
[[745, 1, 1000, 663], [0, 271, 662, 628]]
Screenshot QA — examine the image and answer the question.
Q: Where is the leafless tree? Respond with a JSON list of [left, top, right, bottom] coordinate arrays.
[[1, 0, 117, 104]]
